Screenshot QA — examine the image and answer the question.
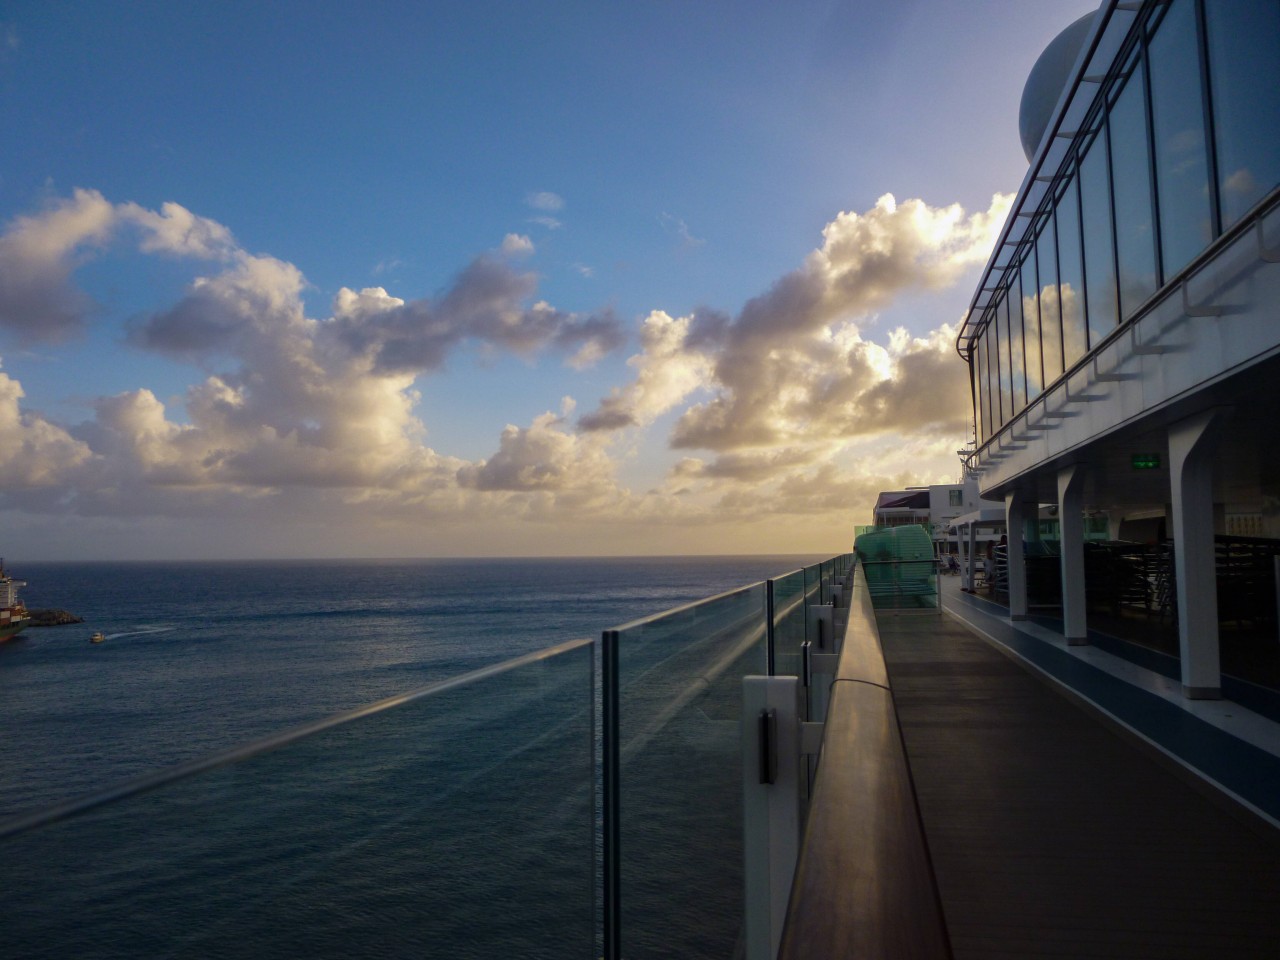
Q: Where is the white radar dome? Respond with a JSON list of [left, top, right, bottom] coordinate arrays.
[[1018, 12, 1096, 163]]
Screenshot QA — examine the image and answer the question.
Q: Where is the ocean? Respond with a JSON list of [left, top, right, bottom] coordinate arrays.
[[1, 554, 829, 958], [0, 555, 823, 820]]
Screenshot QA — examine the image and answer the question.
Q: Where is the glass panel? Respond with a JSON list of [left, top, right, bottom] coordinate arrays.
[[1017, 263, 1042, 401], [996, 303, 1012, 426], [1204, 0, 1280, 228], [1109, 57, 1159, 317], [771, 569, 806, 683], [988, 325, 998, 430], [1, 642, 597, 960], [1079, 132, 1119, 346], [1007, 290, 1026, 412], [976, 335, 991, 441], [1057, 175, 1088, 367], [1037, 217, 1064, 384], [1148, 0, 1213, 277], [612, 582, 768, 959]]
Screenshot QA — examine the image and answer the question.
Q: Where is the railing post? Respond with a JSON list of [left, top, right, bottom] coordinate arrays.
[[602, 629, 621, 960], [766, 579, 777, 675], [743, 676, 802, 960]]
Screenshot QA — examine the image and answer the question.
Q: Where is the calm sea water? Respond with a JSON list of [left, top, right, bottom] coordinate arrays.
[[0, 555, 821, 819], [1, 554, 829, 959]]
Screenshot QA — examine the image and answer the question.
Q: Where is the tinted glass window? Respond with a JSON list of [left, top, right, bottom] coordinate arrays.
[[1079, 133, 1118, 346], [996, 299, 1012, 425], [1019, 257, 1043, 400], [1036, 218, 1063, 384], [1148, 0, 1213, 277], [1109, 58, 1159, 317], [975, 339, 988, 442], [981, 328, 995, 432], [1056, 175, 1088, 367], [1204, 0, 1280, 227], [1006, 289, 1026, 411]]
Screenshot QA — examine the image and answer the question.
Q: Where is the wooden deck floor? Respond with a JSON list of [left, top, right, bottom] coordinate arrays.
[[878, 612, 1280, 959]]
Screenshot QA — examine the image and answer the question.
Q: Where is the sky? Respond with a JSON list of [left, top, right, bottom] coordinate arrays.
[[0, 0, 1097, 560]]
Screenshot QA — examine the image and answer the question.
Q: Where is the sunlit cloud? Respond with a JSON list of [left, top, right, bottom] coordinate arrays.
[[500, 233, 535, 257], [0, 187, 1002, 549]]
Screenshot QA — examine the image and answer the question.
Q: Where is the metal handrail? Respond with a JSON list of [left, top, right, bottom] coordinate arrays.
[[778, 561, 951, 959]]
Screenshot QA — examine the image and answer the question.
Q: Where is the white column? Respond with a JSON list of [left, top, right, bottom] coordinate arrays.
[[965, 522, 977, 592], [1058, 465, 1088, 645], [1005, 494, 1028, 620], [1168, 409, 1230, 699]]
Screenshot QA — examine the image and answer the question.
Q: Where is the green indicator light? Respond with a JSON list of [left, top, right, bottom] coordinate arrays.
[[1132, 454, 1161, 470]]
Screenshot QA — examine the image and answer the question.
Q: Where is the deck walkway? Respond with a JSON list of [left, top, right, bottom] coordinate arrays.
[[878, 598, 1280, 959]]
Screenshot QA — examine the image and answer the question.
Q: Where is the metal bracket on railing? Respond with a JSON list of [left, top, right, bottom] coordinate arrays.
[[758, 708, 778, 785], [800, 721, 825, 756], [743, 676, 802, 960], [808, 603, 834, 650]]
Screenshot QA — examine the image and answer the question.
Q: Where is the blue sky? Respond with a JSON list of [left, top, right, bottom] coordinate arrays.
[[0, 0, 1096, 559]]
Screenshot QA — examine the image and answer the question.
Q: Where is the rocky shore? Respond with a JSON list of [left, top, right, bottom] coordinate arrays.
[[27, 609, 84, 626]]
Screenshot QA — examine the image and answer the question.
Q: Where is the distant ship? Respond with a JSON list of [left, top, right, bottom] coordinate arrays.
[[0, 560, 30, 642]]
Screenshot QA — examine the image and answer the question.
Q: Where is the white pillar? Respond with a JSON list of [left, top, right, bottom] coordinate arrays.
[[1058, 465, 1088, 645], [965, 522, 977, 591], [1168, 409, 1230, 699], [1005, 494, 1028, 620]]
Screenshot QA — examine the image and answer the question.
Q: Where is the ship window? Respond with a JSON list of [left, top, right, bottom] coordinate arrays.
[[984, 323, 997, 429], [1019, 255, 1043, 400], [1006, 288, 1026, 411], [1148, 0, 1213, 278], [1109, 55, 1159, 319], [1056, 174, 1088, 367], [1203, 0, 1280, 228], [1079, 131, 1118, 346], [1036, 218, 1063, 384], [996, 299, 1012, 427]]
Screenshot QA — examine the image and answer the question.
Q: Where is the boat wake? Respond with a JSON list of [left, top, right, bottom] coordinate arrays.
[[103, 626, 176, 641]]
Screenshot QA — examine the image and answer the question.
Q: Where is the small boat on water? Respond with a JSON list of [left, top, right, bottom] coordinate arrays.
[[89, 632, 105, 644]]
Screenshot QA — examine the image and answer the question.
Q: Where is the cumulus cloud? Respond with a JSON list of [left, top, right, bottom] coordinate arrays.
[[457, 402, 617, 498], [0, 190, 631, 531], [579, 310, 715, 431], [327, 257, 623, 375], [0, 188, 116, 341], [0, 186, 1001, 548], [583, 193, 1009, 484], [0, 370, 93, 487], [500, 233, 535, 257]]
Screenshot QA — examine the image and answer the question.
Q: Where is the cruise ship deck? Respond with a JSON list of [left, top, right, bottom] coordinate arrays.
[[875, 576, 1280, 958]]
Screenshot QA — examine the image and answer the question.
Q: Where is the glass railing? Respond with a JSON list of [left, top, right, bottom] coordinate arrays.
[[1, 553, 854, 960], [0, 639, 597, 960], [604, 581, 768, 960]]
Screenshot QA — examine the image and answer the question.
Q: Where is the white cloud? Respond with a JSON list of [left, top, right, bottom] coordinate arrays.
[[526, 191, 564, 212], [0, 186, 1001, 551], [500, 233, 535, 257], [0, 188, 116, 341], [0, 370, 93, 487], [579, 310, 714, 431]]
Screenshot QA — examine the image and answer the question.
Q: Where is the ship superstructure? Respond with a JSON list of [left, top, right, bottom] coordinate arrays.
[[0, 561, 30, 642]]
